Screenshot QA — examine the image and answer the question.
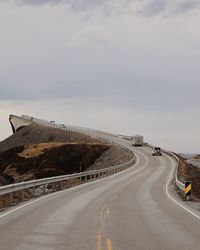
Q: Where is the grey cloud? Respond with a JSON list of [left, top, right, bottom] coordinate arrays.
[[139, 0, 200, 16], [12, 0, 64, 5], [139, 0, 168, 16], [0, 0, 133, 18], [1, 0, 200, 16], [174, 0, 200, 14], [3, 0, 115, 8]]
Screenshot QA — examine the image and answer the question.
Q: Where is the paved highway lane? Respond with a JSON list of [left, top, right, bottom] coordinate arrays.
[[0, 147, 146, 250], [101, 149, 200, 250], [0, 146, 200, 249]]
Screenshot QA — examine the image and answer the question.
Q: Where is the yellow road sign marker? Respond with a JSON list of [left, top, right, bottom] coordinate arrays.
[[106, 238, 113, 250], [185, 183, 192, 194], [96, 229, 102, 250]]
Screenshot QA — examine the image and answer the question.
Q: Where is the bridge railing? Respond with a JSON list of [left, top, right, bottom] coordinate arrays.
[[21, 115, 121, 138]]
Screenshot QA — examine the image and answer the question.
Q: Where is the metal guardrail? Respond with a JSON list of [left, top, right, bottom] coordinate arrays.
[[0, 157, 135, 196], [0, 115, 135, 207], [11, 114, 132, 147], [175, 170, 185, 191], [170, 153, 185, 191], [20, 115, 121, 139], [0, 159, 135, 207]]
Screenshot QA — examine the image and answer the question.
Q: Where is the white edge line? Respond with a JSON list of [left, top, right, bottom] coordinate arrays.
[[166, 154, 200, 220]]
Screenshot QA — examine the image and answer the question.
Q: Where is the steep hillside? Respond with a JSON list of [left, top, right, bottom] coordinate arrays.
[[0, 142, 109, 182], [0, 124, 132, 185]]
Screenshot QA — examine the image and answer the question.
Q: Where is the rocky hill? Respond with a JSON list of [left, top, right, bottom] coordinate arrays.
[[0, 124, 132, 185]]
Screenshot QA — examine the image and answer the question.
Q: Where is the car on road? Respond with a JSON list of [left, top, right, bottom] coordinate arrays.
[[152, 147, 162, 156]]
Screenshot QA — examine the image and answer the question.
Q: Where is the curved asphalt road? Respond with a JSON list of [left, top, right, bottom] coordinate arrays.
[[0, 139, 200, 249]]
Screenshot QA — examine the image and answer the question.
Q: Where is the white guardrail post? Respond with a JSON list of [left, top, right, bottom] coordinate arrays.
[[166, 152, 185, 193], [170, 154, 185, 191]]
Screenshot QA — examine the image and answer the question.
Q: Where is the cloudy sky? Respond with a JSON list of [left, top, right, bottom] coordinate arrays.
[[0, 0, 200, 153]]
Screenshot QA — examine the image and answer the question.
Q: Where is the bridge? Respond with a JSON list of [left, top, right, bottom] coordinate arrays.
[[0, 115, 200, 250]]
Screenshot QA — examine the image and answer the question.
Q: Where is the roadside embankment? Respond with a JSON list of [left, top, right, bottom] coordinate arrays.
[[178, 154, 200, 200]]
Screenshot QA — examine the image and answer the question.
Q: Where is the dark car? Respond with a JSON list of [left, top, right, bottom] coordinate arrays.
[[152, 147, 162, 156]]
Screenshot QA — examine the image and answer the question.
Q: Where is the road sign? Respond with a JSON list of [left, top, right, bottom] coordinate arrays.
[[185, 181, 192, 197]]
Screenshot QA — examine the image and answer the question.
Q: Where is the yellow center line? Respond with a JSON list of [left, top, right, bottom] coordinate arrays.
[[96, 229, 103, 250], [106, 238, 113, 250]]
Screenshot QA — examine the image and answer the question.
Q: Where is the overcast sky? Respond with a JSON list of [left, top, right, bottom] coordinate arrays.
[[0, 0, 200, 153]]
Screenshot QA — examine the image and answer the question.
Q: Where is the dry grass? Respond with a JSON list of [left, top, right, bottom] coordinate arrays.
[[18, 142, 67, 158]]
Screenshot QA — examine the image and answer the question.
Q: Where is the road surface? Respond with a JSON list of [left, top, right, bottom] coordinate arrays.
[[0, 140, 200, 249]]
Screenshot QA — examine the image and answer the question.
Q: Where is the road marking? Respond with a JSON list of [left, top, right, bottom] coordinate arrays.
[[106, 238, 113, 250], [96, 228, 102, 250], [166, 155, 200, 220]]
